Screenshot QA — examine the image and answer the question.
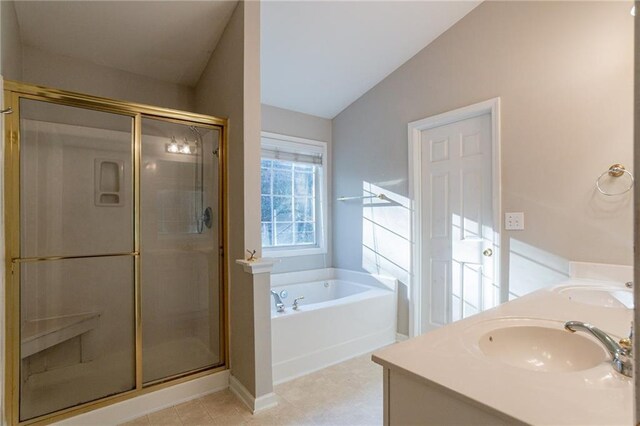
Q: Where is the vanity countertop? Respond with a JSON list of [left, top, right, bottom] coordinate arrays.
[[372, 279, 633, 425]]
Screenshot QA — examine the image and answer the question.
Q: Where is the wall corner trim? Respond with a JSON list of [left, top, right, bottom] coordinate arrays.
[[236, 258, 280, 274], [229, 375, 279, 413]]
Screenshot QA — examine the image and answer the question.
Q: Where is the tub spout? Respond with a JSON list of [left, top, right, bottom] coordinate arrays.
[[271, 290, 285, 313]]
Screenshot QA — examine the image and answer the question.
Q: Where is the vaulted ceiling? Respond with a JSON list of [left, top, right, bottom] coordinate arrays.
[[14, 1, 238, 86], [261, 1, 481, 118], [14, 1, 480, 119]]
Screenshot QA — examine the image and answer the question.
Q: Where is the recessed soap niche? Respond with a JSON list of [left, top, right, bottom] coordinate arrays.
[[94, 158, 124, 207]]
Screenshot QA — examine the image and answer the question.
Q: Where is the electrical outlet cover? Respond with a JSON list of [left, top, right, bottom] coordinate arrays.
[[505, 212, 524, 230]]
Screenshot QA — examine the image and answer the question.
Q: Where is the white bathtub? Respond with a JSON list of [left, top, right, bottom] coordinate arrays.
[[270, 268, 397, 384]]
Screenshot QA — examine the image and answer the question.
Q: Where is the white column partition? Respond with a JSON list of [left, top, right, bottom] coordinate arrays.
[[233, 258, 280, 412]]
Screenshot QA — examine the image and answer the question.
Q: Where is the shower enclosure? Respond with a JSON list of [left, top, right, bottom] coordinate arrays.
[[3, 81, 227, 425]]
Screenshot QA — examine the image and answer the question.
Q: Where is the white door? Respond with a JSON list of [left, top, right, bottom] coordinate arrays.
[[420, 113, 497, 333]]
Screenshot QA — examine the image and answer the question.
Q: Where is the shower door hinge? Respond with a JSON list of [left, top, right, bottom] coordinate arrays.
[[213, 148, 219, 158], [219, 246, 224, 257]]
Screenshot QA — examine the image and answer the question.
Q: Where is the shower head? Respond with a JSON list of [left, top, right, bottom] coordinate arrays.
[[188, 126, 204, 149], [189, 125, 201, 137]]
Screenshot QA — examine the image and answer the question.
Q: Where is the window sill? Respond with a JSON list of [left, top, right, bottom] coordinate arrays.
[[263, 246, 327, 258]]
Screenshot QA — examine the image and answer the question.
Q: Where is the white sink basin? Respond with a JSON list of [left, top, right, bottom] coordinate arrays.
[[558, 286, 633, 309], [477, 323, 608, 373]]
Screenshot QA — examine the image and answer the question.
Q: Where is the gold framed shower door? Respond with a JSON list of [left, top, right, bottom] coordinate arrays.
[[3, 80, 229, 426]]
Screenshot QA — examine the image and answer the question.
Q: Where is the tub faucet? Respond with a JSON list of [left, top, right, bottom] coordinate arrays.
[[270, 290, 285, 313], [293, 296, 305, 310], [564, 320, 633, 377]]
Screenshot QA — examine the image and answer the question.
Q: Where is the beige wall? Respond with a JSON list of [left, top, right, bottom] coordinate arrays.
[[332, 1, 634, 335], [22, 46, 195, 111], [262, 104, 332, 144], [243, 1, 262, 259], [1, 0, 22, 80], [261, 104, 333, 273], [195, 1, 269, 399]]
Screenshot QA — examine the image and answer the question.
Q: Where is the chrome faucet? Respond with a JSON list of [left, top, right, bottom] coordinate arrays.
[[564, 321, 633, 377], [270, 290, 285, 313], [293, 296, 304, 310]]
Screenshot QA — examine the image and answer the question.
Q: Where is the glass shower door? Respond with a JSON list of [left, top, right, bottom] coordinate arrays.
[[140, 117, 222, 384], [18, 99, 136, 421]]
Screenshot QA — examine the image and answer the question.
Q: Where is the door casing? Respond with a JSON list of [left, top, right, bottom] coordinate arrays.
[[408, 98, 502, 337]]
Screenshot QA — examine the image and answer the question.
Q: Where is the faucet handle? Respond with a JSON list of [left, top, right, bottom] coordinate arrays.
[[619, 337, 632, 351], [293, 296, 304, 310], [620, 321, 633, 353], [619, 322, 634, 352]]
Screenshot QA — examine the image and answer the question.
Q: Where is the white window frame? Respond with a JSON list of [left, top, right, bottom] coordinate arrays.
[[261, 131, 328, 257]]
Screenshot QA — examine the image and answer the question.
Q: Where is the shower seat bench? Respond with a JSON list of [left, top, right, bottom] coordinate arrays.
[[21, 312, 100, 360]]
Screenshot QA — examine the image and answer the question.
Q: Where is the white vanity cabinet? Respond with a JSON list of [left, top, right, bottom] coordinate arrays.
[[379, 365, 521, 425]]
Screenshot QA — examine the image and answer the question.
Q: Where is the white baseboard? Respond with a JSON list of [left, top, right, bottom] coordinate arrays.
[[54, 370, 230, 425], [229, 375, 278, 413], [396, 333, 409, 342], [254, 391, 279, 412]]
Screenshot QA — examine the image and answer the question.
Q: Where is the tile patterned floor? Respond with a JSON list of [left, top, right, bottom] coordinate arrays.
[[121, 354, 383, 426]]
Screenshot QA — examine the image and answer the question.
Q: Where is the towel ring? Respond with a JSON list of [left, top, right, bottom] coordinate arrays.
[[596, 164, 634, 196]]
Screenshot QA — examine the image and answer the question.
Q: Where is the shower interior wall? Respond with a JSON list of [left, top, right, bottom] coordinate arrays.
[[140, 121, 221, 384]]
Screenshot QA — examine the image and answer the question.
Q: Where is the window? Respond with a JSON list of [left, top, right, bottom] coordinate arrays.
[[261, 132, 327, 256]]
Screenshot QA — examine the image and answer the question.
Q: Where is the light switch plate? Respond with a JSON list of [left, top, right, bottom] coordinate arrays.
[[505, 212, 524, 230]]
